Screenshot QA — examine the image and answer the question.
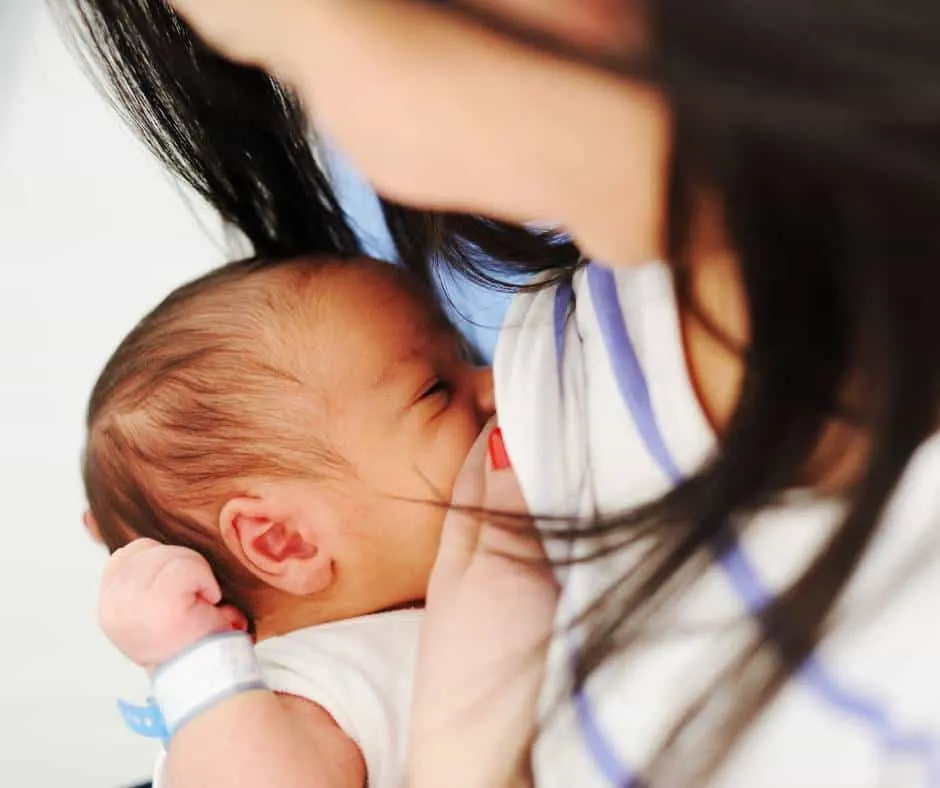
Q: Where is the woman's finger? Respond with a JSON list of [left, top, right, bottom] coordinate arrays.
[[431, 420, 496, 580], [479, 430, 546, 564]]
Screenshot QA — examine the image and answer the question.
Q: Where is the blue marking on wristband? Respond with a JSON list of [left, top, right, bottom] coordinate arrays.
[[118, 697, 169, 743]]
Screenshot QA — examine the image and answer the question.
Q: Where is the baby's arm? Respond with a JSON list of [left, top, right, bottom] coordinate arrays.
[[166, 691, 364, 788], [99, 539, 365, 788]]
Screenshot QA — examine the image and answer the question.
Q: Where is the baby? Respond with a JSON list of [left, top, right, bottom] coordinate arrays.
[[84, 257, 495, 788]]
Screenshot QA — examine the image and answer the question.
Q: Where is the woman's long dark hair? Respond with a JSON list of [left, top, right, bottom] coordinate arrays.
[[59, 0, 578, 292], [63, 0, 940, 785]]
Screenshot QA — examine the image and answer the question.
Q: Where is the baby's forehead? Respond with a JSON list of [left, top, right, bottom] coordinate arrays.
[[294, 259, 447, 336], [266, 259, 451, 387]]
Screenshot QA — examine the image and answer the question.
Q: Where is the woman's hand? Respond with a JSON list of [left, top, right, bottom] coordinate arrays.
[[407, 424, 559, 788]]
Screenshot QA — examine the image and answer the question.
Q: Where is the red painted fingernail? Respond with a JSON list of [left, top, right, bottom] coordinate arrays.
[[488, 427, 511, 471]]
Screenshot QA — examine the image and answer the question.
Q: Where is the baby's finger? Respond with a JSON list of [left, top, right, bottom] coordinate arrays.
[[115, 543, 190, 587], [151, 550, 222, 605], [181, 553, 223, 606], [166, 603, 247, 662], [112, 537, 162, 560], [100, 538, 164, 590], [195, 571, 224, 606], [216, 604, 250, 633]]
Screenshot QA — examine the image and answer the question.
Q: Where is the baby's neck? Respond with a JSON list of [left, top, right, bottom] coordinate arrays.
[[252, 590, 423, 642]]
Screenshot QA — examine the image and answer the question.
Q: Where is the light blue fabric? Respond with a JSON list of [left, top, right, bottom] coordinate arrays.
[[323, 143, 512, 362], [117, 697, 169, 743]]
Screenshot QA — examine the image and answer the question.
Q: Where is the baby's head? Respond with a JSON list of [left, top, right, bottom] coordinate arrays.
[[84, 257, 493, 635]]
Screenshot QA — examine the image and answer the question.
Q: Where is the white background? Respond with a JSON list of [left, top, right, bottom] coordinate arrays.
[[0, 3, 226, 785]]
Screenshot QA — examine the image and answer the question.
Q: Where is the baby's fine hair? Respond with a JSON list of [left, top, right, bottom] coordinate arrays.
[[84, 257, 365, 617]]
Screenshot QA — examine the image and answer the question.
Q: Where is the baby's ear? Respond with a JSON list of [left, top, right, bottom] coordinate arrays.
[[219, 493, 334, 596], [82, 510, 103, 544]]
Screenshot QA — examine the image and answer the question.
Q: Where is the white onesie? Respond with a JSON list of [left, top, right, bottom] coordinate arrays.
[[153, 608, 422, 788]]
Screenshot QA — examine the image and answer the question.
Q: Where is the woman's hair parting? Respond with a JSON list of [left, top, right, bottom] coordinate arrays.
[[83, 259, 346, 619], [66, 0, 940, 784]]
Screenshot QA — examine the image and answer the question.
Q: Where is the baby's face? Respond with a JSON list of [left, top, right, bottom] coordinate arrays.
[[297, 261, 494, 604]]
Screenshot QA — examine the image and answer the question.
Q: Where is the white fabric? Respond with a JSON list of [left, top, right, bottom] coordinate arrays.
[[153, 609, 421, 788], [494, 262, 940, 787]]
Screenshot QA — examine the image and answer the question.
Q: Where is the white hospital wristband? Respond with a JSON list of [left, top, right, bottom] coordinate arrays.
[[151, 631, 267, 738]]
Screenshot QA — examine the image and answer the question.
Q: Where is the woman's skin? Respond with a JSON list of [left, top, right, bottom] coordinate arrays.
[[462, 0, 638, 51]]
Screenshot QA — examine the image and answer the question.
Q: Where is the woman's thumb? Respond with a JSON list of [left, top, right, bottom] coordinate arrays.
[[432, 421, 494, 579]]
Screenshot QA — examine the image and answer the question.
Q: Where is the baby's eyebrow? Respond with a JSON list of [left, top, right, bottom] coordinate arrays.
[[370, 349, 428, 393]]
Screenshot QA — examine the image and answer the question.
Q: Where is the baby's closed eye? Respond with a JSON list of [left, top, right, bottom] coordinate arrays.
[[418, 378, 452, 402]]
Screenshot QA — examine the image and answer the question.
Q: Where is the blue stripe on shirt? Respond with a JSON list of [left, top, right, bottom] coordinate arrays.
[[584, 263, 939, 784], [554, 275, 644, 788]]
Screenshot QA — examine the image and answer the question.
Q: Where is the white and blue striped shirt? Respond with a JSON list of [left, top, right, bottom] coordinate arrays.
[[495, 261, 940, 787]]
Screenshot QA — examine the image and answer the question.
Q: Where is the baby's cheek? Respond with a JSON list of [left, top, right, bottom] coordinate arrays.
[[408, 399, 485, 501]]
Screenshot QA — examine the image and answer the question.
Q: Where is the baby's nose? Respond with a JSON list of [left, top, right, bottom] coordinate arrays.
[[471, 367, 495, 420]]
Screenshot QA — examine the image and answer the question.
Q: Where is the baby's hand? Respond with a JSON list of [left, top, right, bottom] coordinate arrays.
[[99, 539, 248, 670]]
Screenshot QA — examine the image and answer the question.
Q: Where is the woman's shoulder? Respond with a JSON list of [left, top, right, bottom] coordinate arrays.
[[777, 430, 940, 785], [834, 428, 940, 644], [534, 433, 940, 788], [494, 261, 704, 522], [725, 433, 940, 785], [840, 429, 940, 620]]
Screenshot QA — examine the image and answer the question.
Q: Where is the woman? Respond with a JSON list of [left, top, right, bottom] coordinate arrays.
[[78, 1, 940, 786]]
